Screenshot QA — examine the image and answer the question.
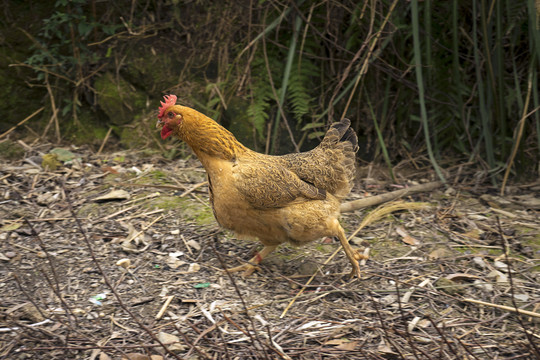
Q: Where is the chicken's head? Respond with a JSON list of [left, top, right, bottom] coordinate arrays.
[[156, 94, 180, 139]]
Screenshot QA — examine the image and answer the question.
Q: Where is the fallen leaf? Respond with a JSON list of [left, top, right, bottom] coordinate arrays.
[[463, 228, 481, 240], [122, 354, 163, 360], [99, 352, 112, 360], [0, 223, 22, 232], [194, 282, 211, 288], [50, 148, 77, 162], [116, 258, 131, 269], [377, 340, 398, 355], [513, 294, 529, 302], [445, 273, 482, 282], [487, 270, 508, 283], [95, 189, 130, 202], [186, 239, 201, 251], [157, 332, 185, 352], [428, 248, 449, 260], [396, 226, 421, 245], [472, 257, 488, 268], [337, 340, 358, 351], [187, 263, 200, 272]]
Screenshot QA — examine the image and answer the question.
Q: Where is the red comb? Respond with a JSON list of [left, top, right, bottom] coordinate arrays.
[[158, 94, 177, 119]]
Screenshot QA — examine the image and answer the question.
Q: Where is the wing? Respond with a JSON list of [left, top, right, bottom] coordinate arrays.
[[232, 157, 326, 209], [277, 119, 357, 198]]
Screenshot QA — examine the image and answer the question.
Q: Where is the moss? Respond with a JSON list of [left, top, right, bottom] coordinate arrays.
[[42, 153, 61, 171], [95, 72, 147, 125], [0, 31, 43, 133], [146, 195, 215, 226], [122, 44, 183, 93], [315, 244, 335, 254], [62, 109, 110, 146], [120, 126, 148, 149], [0, 140, 25, 161], [148, 170, 168, 181]]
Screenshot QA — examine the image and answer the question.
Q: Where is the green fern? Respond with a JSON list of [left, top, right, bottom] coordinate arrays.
[[247, 78, 272, 139], [286, 58, 317, 124]]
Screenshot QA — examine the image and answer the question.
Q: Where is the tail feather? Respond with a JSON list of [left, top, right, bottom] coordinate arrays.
[[321, 118, 358, 152], [278, 118, 358, 199]]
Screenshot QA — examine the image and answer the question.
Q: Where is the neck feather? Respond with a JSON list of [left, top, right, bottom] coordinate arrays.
[[176, 107, 248, 160]]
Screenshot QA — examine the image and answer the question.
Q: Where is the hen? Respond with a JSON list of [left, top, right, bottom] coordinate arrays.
[[156, 94, 365, 277]]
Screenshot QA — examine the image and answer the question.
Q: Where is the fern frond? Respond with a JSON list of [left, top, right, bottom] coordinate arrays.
[[286, 58, 317, 124], [247, 79, 272, 139]]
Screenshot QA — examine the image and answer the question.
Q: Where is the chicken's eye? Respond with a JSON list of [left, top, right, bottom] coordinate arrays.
[[167, 112, 175, 119]]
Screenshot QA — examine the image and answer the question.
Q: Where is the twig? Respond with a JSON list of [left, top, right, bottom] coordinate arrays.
[[0, 107, 44, 139], [340, 181, 442, 213], [500, 70, 533, 195], [180, 181, 208, 197], [126, 215, 163, 242], [0, 319, 52, 333], [23, 218, 77, 326], [97, 127, 113, 155], [43, 75, 61, 142], [368, 290, 406, 359], [155, 295, 174, 320], [462, 298, 540, 319], [119, 183, 187, 191], [211, 237, 271, 359], [63, 185, 183, 360], [174, 323, 212, 360], [394, 282, 431, 360]]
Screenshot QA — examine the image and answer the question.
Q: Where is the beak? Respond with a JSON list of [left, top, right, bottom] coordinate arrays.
[[156, 118, 163, 128]]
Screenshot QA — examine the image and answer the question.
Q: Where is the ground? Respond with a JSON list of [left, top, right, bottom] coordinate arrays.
[[0, 145, 539, 360]]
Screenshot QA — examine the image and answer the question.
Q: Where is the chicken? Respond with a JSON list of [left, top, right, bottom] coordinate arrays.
[[156, 94, 365, 278]]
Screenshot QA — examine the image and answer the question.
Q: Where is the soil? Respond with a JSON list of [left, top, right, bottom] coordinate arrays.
[[0, 144, 539, 359]]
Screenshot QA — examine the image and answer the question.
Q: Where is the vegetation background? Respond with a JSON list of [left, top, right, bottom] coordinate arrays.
[[1, 0, 539, 186]]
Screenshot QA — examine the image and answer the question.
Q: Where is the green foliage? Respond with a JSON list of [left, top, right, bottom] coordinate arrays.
[[24, 0, 121, 124], [286, 58, 317, 125], [7, 0, 537, 180], [26, 0, 119, 82], [246, 56, 279, 139]]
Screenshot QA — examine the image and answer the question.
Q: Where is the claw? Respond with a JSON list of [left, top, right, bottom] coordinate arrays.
[[348, 261, 362, 279], [223, 263, 260, 277]]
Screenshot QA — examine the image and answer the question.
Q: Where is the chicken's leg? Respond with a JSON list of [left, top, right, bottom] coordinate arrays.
[[224, 244, 278, 276], [332, 219, 367, 278]]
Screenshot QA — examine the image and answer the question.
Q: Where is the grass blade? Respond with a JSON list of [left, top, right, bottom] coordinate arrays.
[[411, 0, 446, 183]]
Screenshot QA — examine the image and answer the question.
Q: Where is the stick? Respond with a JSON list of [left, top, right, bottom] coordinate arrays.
[[156, 295, 175, 320], [97, 127, 113, 155], [463, 298, 540, 319], [340, 181, 443, 213], [0, 107, 44, 139]]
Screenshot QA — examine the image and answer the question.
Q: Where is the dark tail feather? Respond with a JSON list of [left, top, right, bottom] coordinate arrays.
[[342, 127, 358, 151], [323, 118, 358, 152]]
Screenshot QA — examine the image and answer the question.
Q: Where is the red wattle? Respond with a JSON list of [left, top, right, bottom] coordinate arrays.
[[161, 125, 173, 139]]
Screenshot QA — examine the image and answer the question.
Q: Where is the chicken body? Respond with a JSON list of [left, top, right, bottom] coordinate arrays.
[[156, 95, 364, 277]]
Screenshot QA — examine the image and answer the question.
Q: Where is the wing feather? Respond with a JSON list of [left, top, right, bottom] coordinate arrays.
[[232, 157, 325, 209]]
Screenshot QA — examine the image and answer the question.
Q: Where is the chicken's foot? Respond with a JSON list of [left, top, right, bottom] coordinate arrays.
[[224, 245, 278, 277], [332, 219, 367, 278]]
